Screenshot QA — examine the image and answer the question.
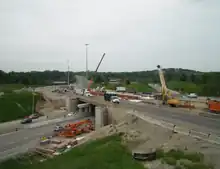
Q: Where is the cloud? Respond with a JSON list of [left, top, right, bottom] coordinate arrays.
[[0, 0, 220, 72]]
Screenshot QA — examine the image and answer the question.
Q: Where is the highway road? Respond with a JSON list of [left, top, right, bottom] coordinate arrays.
[[37, 87, 220, 135], [0, 116, 93, 161], [0, 86, 219, 162], [0, 112, 68, 135], [120, 101, 220, 135], [79, 95, 220, 136]]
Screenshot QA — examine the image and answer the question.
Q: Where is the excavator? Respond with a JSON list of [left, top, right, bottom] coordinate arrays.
[[157, 65, 180, 107]]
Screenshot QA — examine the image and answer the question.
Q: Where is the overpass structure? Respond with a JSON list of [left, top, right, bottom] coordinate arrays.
[[72, 95, 220, 136], [1, 88, 220, 162], [36, 86, 220, 137], [65, 96, 109, 130]]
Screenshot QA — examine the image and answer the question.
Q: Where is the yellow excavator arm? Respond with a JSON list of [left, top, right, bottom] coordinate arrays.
[[157, 65, 180, 106]]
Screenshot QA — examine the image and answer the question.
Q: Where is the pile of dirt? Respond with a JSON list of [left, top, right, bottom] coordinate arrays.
[[90, 113, 220, 168]]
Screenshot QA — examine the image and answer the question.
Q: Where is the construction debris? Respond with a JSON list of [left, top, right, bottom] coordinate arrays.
[[32, 119, 94, 159]]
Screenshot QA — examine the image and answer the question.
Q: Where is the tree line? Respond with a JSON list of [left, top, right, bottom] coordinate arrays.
[[0, 68, 220, 96]]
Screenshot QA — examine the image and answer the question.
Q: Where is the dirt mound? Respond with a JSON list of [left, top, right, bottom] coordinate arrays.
[[90, 113, 220, 168]]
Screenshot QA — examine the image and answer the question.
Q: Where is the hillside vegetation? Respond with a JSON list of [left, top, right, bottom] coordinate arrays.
[[0, 68, 220, 96], [0, 92, 40, 122], [0, 84, 25, 93]]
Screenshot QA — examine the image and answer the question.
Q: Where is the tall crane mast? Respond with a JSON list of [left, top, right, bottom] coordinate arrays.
[[157, 65, 168, 104]]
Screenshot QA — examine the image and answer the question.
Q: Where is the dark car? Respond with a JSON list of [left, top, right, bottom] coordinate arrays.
[[21, 118, 32, 124]]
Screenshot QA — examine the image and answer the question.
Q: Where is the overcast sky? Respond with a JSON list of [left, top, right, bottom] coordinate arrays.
[[0, 0, 219, 72]]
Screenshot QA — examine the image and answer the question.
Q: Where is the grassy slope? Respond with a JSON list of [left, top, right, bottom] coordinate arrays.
[[0, 84, 25, 93], [0, 135, 145, 169], [157, 149, 213, 169], [167, 81, 202, 94], [0, 92, 40, 122]]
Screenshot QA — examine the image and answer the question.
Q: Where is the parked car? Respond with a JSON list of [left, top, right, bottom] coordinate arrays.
[[21, 118, 32, 124], [29, 113, 41, 119], [187, 93, 198, 98], [54, 125, 64, 132]]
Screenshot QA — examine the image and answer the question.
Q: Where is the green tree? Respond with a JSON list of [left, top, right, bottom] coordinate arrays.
[[190, 73, 196, 83], [180, 73, 187, 81], [125, 79, 130, 85]]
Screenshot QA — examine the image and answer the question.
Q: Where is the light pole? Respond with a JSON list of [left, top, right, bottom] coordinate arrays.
[[67, 60, 70, 85], [85, 44, 89, 79]]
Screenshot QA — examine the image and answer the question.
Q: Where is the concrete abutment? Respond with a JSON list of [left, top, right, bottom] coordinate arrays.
[[67, 98, 109, 130]]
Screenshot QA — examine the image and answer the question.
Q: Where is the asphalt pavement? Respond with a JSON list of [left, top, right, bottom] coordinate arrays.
[[79, 95, 220, 136], [0, 116, 93, 161], [1, 87, 219, 161], [119, 100, 220, 135]]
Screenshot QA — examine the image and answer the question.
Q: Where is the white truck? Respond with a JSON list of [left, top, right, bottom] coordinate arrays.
[[116, 87, 126, 92], [75, 88, 84, 95], [75, 88, 93, 97]]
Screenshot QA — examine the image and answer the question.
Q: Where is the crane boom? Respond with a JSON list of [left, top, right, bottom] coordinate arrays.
[[88, 53, 106, 91], [156, 65, 180, 107], [157, 65, 169, 104], [157, 65, 167, 92], [95, 53, 105, 72]]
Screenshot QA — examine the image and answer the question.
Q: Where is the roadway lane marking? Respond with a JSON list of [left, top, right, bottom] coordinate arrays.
[[0, 130, 23, 137]]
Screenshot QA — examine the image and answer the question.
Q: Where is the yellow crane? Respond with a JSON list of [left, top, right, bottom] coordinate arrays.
[[157, 65, 180, 107]]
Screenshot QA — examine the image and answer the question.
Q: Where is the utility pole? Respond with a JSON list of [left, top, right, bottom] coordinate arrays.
[[85, 44, 89, 79], [67, 60, 70, 85]]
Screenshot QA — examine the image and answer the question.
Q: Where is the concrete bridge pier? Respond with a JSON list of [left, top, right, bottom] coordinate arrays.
[[95, 106, 108, 130], [66, 98, 78, 113]]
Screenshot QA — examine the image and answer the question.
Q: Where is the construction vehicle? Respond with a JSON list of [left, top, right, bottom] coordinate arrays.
[[156, 65, 195, 108], [157, 65, 180, 107], [207, 98, 220, 113]]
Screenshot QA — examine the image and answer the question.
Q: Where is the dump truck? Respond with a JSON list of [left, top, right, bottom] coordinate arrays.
[[207, 98, 220, 113]]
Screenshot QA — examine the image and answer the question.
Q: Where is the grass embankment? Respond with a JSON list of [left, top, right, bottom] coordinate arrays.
[[0, 135, 145, 169], [167, 81, 202, 94], [157, 149, 214, 169], [0, 92, 40, 122], [0, 84, 25, 93]]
